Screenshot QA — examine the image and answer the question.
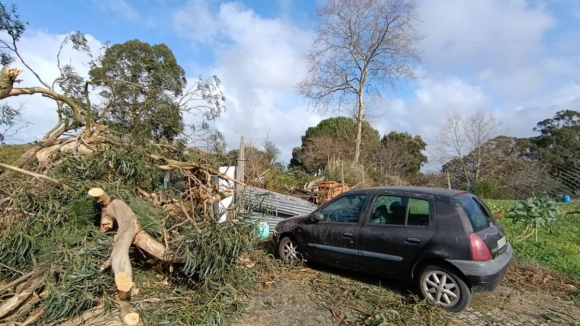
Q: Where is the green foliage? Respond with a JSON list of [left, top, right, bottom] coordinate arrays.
[[486, 200, 580, 280], [0, 2, 26, 66], [290, 116, 380, 172], [485, 202, 502, 214], [378, 131, 428, 176], [134, 221, 259, 325], [532, 110, 580, 191], [0, 140, 261, 324], [172, 221, 257, 284], [508, 196, 559, 231], [129, 198, 164, 235], [57, 144, 168, 192], [533, 110, 580, 162], [262, 167, 313, 191], [471, 178, 500, 199], [89, 39, 187, 142]]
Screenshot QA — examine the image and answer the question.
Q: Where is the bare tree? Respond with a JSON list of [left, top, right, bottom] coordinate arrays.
[[436, 109, 505, 183], [262, 134, 280, 166], [298, 0, 421, 163]]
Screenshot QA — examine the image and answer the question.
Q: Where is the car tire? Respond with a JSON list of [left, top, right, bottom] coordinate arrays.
[[419, 265, 471, 312], [278, 236, 302, 262]]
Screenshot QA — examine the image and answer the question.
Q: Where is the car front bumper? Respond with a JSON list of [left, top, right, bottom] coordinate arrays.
[[447, 243, 513, 292]]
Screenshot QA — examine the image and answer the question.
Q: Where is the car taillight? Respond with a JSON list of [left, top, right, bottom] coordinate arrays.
[[470, 233, 492, 261]]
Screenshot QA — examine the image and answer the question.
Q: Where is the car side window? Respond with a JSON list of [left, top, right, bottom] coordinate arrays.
[[369, 195, 408, 225], [320, 194, 367, 223], [407, 198, 430, 226], [369, 196, 430, 226]]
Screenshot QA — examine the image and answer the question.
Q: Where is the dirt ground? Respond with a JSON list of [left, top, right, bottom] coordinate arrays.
[[232, 260, 580, 326]]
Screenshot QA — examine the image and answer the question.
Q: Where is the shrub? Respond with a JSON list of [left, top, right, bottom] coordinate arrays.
[[472, 178, 500, 199], [507, 196, 559, 242]]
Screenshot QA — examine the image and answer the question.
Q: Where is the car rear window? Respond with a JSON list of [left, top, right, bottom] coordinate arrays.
[[454, 195, 494, 232]]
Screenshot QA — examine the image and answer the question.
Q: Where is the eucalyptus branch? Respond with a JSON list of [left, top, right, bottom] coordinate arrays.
[[5, 38, 52, 89]]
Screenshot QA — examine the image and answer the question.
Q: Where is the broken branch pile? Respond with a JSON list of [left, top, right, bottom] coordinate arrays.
[[0, 140, 260, 325]]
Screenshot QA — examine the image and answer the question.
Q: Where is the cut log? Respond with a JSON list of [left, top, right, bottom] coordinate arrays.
[[0, 271, 34, 294], [0, 275, 42, 320], [133, 230, 172, 262], [114, 272, 133, 293], [90, 189, 136, 292], [89, 188, 111, 205], [5, 290, 45, 323], [124, 312, 140, 326], [19, 308, 44, 326], [118, 300, 139, 326]]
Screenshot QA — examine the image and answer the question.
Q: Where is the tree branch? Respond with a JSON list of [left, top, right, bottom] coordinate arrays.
[[0, 163, 72, 190], [2, 86, 85, 125]]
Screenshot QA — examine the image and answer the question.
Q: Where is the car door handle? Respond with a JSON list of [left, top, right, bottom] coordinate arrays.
[[343, 232, 354, 238], [405, 237, 420, 244]]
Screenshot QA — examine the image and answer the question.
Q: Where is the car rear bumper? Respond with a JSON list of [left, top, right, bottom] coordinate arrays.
[[447, 243, 513, 292]]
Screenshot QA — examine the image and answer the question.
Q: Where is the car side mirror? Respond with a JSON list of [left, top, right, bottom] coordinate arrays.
[[312, 212, 324, 222]]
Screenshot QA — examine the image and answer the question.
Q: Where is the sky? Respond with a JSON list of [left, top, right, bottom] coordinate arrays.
[[3, 0, 580, 171]]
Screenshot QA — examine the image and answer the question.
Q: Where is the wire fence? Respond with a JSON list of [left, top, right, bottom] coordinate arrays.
[[418, 161, 580, 201]]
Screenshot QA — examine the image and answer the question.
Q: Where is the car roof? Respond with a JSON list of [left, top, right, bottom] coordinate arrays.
[[345, 186, 467, 198]]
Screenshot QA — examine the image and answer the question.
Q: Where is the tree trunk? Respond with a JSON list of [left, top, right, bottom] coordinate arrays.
[[104, 201, 138, 292], [354, 93, 364, 164], [89, 188, 170, 325], [0, 67, 22, 97]]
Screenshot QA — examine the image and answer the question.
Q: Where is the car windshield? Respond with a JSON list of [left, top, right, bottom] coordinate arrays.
[[320, 194, 367, 223], [454, 194, 494, 232]]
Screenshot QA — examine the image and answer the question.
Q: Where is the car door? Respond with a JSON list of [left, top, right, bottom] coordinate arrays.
[[357, 192, 436, 274], [305, 192, 370, 267]]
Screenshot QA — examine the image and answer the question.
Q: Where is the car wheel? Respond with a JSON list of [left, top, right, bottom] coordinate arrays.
[[419, 265, 471, 312], [278, 236, 302, 261]]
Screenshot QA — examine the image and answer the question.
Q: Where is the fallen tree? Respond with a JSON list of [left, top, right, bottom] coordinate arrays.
[[0, 4, 262, 325], [0, 143, 260, 325]]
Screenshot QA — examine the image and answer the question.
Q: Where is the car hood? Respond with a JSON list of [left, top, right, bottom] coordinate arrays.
[[275, 213, 311, 235]]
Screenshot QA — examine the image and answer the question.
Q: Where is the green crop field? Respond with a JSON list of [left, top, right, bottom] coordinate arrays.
[[486, 199, 580, 280]]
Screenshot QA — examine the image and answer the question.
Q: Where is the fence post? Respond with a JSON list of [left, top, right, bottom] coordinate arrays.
[[237, 136, 245, 186], [341, 161, 345, 193], [446, 171, 451, 189], [236, 136, 245, 213], [361, 164, 365, 187]]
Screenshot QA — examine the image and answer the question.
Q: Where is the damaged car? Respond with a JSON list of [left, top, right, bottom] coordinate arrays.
[[274, 186, 513, 312]]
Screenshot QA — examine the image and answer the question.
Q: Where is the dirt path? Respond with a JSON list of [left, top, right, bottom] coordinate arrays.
[[233, 261, 580, 326]]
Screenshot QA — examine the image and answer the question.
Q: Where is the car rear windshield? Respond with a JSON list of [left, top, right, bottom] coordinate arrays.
[[454, 194, 494, 232]]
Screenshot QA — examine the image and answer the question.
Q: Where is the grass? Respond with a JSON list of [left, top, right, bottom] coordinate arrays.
[[485, 199, 580, 280], [0, 143, 34, 164]]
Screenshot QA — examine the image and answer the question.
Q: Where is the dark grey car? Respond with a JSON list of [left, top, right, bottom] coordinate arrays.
[[274, 186, 513, 312]]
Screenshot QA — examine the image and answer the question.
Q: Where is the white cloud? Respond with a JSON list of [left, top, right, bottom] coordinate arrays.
[[172, 0, 219, 43], [418, 0, 555, 69], [174, 1, 317, 164], [373, 76, 490, 146], [5, 0, 568, 172], [173, 0, 580, 169], [93, 0, 140, 22]]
